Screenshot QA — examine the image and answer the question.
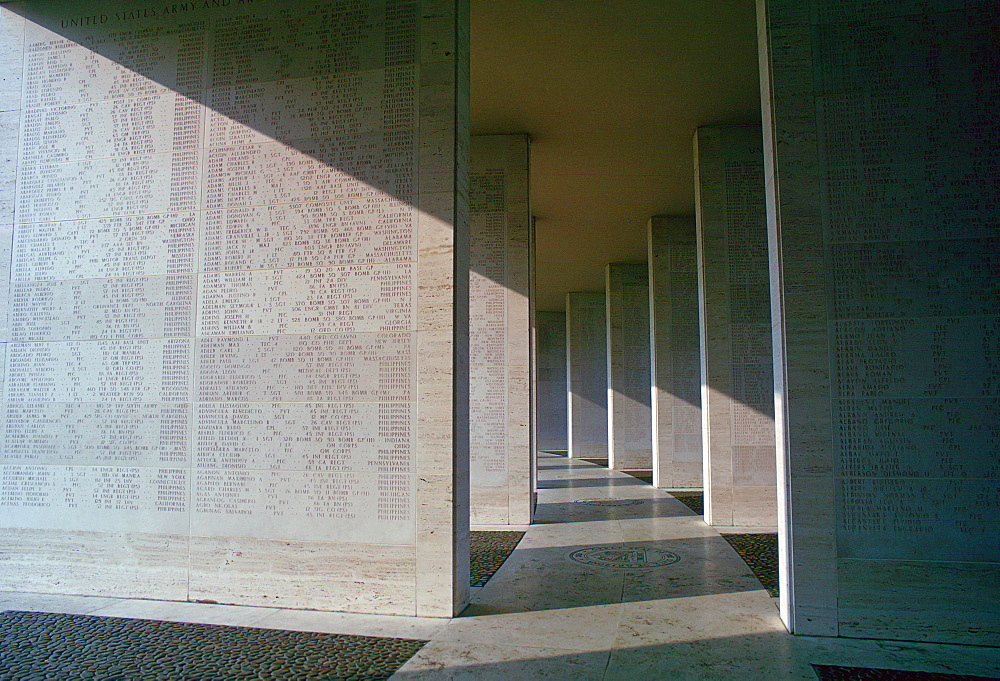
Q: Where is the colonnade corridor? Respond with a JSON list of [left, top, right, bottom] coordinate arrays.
[[4, 451, 997, 679]]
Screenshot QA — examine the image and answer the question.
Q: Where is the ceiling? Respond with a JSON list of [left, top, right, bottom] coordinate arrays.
[[470, 0, 762, 311]]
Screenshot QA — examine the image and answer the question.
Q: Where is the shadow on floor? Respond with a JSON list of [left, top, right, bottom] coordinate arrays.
[[394, 630, 808, 680], [532, 497, 696, 523], [537, 477, 648, 489], [667, 490, 704, 515], [622, 470, 654, 484], [461, 536, 766, 613]]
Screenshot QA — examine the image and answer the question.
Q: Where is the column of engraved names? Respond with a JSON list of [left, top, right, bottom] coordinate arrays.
[[469, 169, 507, 483], [724, 159, 774, 486], [817, 11, 1000, 562], [193, 4, 418, 542], [669, 239, 702, 474], [621, 277, 651, 440], [4, 23, 204, 528]]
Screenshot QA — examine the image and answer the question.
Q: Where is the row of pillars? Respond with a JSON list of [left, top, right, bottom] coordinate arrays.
[[535, 126, 775, 530]]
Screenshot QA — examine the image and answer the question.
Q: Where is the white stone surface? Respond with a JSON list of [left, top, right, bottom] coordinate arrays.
[[4, 454, 998, 678], [566, 292, 608, 459], [648, 216, 702, 490], [605, 264, 652, 470], [759, 0, 1000, 643], [694, 126, 776, 530], [0, 0, 469, 618], [468, 134, 531, 525], [535, 311, 567, 452]]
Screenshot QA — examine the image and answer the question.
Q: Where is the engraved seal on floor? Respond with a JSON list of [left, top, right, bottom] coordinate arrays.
[[568, 545, 681, 568], [573, 498, 645, 507]]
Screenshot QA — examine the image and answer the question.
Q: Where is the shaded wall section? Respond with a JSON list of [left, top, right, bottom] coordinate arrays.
[[695, 126, 776, 530], [0, 0, 470, 618], [566, 291, 607, 459], [535, 311, 567, 452], [606, 263, 652, 470], [759, 0, 1000, 643], [648, 216, 702, 490]]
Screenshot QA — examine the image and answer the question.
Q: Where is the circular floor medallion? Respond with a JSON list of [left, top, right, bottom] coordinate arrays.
[[569, 545, 681, 568], [573, 498, 645, 507]]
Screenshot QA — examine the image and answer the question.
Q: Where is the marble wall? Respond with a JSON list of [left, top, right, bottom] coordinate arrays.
[[694, 126, 776, 530], [566, 292, 607, 459], [535, 311, 567, 453], [648, 216, 702, 489], [759, 0, 1000, 643], [469, 134, 530, 525], [0, 0, 470, 618], [606, 264, 652, 470]]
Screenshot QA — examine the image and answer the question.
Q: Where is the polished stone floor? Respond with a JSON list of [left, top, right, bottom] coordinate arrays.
[[2, 453, 998, 680]]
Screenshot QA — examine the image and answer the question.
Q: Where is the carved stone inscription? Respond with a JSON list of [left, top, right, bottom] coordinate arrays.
[[815, 10, 1000, 562], [606, 264, 652, 469], [724, 156, 774, 487], [535, 311, 567, 452], [648, 217, 701, 489], [469, 170, 507, 485], [567, 293, 608, 458], [2, 2, 420, 545], [468, 135, 531, 524]]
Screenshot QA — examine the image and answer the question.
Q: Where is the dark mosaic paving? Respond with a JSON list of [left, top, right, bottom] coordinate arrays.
[[623, 470, 654, 484], [813, 665, 1000, 681], [721, 533, 779, 598], [0, 610, 426, 681], [470, 530, 525, 587], [667, 490, 704, 515]]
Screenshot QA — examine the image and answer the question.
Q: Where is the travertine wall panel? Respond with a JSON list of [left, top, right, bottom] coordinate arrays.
[[566, 292, 607, 459], [535, 311, 567, 452], [648, 216, 702, 489], [0, 0, 469, 618], [694, 126, 776, 529], [759, 0, 1000, 643], [606, 264, 652, 470], [469, 133, 530, 525]]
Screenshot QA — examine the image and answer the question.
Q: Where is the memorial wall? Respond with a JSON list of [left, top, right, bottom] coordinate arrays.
[[566, 292, 607, 459], [469, 134, 530, 525], [605, 263, 652, 470], [648, 216, 702, 489], [535, 311, 567, 452], [0, 0, 470, 618], [694, 126, 776, 529], [759, 0, 999, 642]]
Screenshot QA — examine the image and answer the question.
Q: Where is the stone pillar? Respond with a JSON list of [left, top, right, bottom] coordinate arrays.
[[535, 311, 568, 453], [469, 133, 530, 525], [0, 0, 469, 618], [606, 264, 653, 470], [648, 216, 702, 489], [695, 126, 776, 530], [759, 0, 999, 643], [566, 292, 608, 459]]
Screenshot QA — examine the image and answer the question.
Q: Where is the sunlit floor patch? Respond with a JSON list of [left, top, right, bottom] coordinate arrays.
[[0, 610, 426, 681]]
